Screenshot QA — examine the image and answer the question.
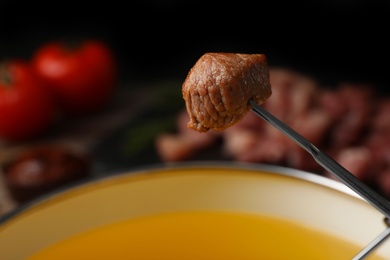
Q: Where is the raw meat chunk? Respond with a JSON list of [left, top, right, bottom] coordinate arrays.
[[182, 53, 272, 132]]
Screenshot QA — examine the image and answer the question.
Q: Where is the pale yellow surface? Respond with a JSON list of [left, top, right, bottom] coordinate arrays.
[[28, 210, 385, 260]]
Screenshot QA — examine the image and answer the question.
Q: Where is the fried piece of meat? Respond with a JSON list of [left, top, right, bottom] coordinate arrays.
[[182, 52, 272, 132]]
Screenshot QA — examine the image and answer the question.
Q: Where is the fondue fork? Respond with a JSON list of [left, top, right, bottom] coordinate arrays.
[[250, 100, 390, 260]]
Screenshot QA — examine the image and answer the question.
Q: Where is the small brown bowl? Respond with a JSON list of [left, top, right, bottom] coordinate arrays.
[[1, 142, 91, 204]]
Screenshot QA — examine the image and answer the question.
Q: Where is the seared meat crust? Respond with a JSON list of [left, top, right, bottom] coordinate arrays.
[[182, 52, 272, 132]]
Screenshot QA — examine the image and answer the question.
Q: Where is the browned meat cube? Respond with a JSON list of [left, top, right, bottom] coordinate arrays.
[[182, 53, 272, 132]]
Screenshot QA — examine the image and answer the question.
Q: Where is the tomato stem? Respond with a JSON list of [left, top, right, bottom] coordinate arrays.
[[0, 63, 13, 87]]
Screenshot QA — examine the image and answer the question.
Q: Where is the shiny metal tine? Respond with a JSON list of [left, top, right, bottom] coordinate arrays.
[[250, 100, 390, 259], [352, 226, 390, 260], [250, 100, 390, 218]]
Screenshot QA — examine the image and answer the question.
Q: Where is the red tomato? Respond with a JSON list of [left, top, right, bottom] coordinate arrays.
[[0, 60, 57, 141], [31, 40, 117, 115]]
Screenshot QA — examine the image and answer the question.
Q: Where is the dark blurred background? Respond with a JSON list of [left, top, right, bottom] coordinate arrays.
[[1, 0, 390, 91], [1, 0, 390, 209]]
